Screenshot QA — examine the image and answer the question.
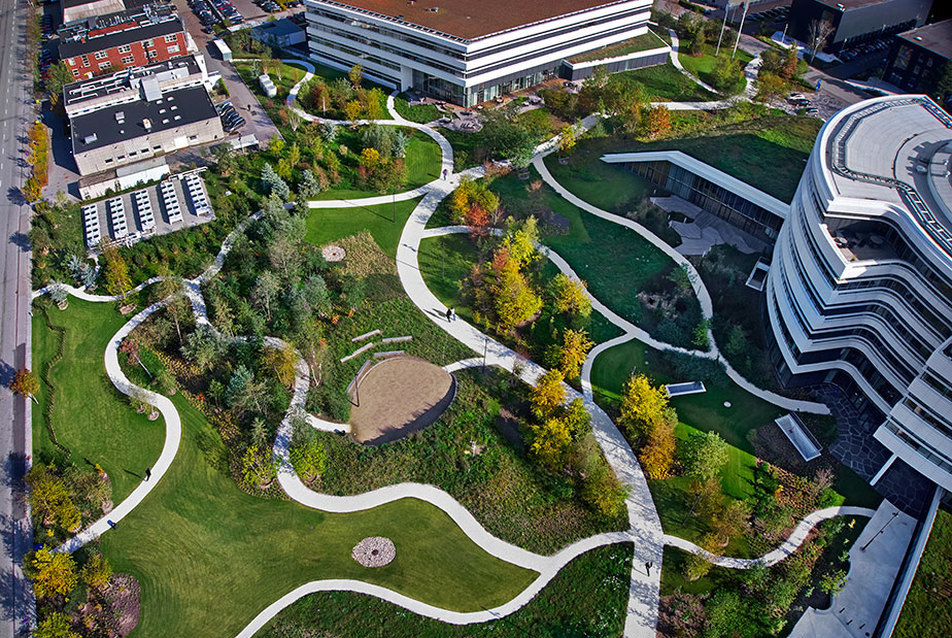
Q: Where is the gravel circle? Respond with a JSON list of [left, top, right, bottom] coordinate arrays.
[[323, 245, 346, 262], [352, 536, 396, 567]]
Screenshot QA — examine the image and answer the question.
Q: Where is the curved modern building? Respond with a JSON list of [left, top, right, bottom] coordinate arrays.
[[767, 95, 952, 491]]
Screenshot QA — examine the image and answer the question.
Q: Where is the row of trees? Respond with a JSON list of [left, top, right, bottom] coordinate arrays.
[[26, 547, 114, 638], [526, 369, 627, 518]]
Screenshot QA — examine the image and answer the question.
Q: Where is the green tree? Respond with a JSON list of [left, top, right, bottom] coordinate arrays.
[[619, 374, 671, 440], [240, 444, 277, 488], [493, 259, 542, 332], [46, 62, 75, 104], [25, 465, 82, 532], [27, 547, 77, 599], [348, 63, 363, 88], [529, 417, 573, 470], [580, 461, 627, 518], [550, 273, 591, 317], [820, 569, 848, 595], [100, 242, 131, 299], [684, 431, 729, 483]]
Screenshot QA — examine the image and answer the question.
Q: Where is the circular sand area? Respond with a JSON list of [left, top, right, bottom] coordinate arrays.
[[349, 356, 455, 445]]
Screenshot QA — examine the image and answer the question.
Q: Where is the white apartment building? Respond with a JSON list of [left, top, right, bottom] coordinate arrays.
[[767, 95, 952, 491], [303, 0, 657, 106]]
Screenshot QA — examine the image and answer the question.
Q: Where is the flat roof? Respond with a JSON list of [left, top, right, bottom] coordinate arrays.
[[825, 96, 952, 255], [897, 19, 952, 61], [71, 85, 217, 153], [309, 0, 625, 41], [812, 0, 888, 10], [254, 17, 304, 37], [63, 54, 202, 106], [60, 17, 184, 58]]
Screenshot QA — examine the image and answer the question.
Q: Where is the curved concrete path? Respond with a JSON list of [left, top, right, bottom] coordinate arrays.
[[54, 297, 181, 553], [36, 68, 843, 634], [532, 155, 829, 416], [663, 506, 876, 568]]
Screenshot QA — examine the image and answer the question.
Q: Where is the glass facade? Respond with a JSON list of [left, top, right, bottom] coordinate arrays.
[[624, 160, 782, 240]]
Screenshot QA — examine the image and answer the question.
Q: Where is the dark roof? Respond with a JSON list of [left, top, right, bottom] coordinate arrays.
[[897, 19, 952, 61], [59, 17, 184, 59], [311, 0, 625, 41], [812, 0, 891, 9], [63, 0, 150, 9], [71, 85, 217, 152]]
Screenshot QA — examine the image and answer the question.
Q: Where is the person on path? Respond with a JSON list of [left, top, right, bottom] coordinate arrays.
[[445, 307, 453, 322], [107, 520, 117, 530], [145, 467, 151, 481], [451, 308, 457, 321], [442, 168, 448, 180], [645, 561, 652, 576]]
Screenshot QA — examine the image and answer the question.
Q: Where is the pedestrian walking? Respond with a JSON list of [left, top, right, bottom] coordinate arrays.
[[645, 561, 652, 576], [445, 307, 453, 322], [145, 467, 152, 481], [107, 520, 117, 530], [451, 308, 457, 321], [442, 168, 448, 180]]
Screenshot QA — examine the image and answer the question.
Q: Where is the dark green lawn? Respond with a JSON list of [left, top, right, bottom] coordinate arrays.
[[259, 543, 632, 637], [101, 393, 537, 638], [31, 299, 165, 503], [615, 61, 718, 102], [394, 95, 443, 123], [304, 198, 422, 257], [543, 152, 652, 215], [490, 170, 673, 330], [895, 507, 952, 638], [637, 116, 821, 202], [417, 233, 625, 348]]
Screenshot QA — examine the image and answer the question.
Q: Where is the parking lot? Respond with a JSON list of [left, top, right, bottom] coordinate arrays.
[[81, 172, 216, 251]]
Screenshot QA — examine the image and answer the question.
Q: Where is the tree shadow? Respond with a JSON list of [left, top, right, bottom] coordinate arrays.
[[6, 187, 25, 206], [8, 232, 29, 253], [0, 360, 16, 388]]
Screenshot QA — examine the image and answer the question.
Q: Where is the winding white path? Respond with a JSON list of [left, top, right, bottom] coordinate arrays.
[[33, 61, 852, 636], [532, 155, 829, 416]]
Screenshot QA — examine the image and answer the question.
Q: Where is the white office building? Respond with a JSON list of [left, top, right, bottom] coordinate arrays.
[[767, 95, 952, 491], [302, 0, 658, 106]]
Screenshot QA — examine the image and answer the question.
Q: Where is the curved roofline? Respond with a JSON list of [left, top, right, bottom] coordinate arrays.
[[817, 94, 952, 262]]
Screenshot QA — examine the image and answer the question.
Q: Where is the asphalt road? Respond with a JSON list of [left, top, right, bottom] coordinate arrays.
[[0, 0, 36, 634]]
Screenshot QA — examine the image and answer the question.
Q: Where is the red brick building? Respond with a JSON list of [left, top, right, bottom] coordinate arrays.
[[60, 17, 189, 80]]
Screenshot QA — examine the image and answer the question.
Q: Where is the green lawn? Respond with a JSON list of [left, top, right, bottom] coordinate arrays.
[[259, 543, 632, 637], [304, 198, 422, 257], [31, 299, 166, 503], [543, 152, 651, 214], [311, 131, 442, 201], [569, 31, 668, 63], [678, 49, 754, 93], [615, 61, 717, 102], [99, 393, 536, 638], [590, 338, 782, 454], [417, 233, 625, 348], [895, 507, 952, 638], [394, 95, 443, 123], [637, 116, 822, 202]]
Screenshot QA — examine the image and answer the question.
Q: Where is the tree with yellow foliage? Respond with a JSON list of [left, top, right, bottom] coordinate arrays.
[[619, 374, 678, 478], [559, 328, 594, 379], [344, 99, 363, 123], [261, 343, 299, 389], [550, 273, 591, 317], [530, 368, 565, 420], [493, 258, 542, 332], [26, 547, 77, 599], [529, 416, 572, 470]]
